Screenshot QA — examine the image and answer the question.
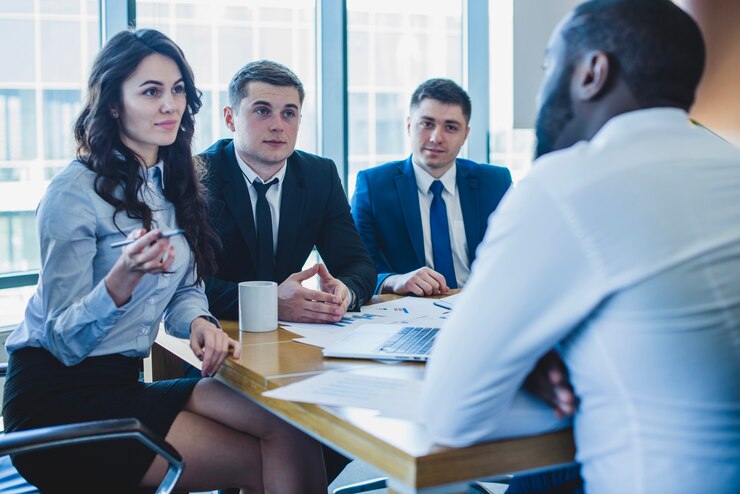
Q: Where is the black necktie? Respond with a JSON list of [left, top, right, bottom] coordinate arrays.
[[253, 178, 279, 280]]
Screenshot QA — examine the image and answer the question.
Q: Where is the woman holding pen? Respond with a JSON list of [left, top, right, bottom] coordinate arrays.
[[2, 29, 325, 493]]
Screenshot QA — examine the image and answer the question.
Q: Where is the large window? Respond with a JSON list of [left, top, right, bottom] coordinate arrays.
[[0, 0, 552, 327], [346, 0, 463, 197], [488, 0, 580, 182], [136, 0, 317, 155], [489, 0, 536, 184], [0, 0, 99, 326], [136, 0, 321, 281]]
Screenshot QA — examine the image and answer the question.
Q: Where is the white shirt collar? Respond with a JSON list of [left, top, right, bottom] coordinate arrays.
[[233, 147, 288, 185], [412, 159, 458, 196], [590, 108, 691, 149]]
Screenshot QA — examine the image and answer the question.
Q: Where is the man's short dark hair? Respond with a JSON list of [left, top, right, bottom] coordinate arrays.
[[563, 0, 705, 110], [228, 60, 305, 110], [410, 79, 472, 123]]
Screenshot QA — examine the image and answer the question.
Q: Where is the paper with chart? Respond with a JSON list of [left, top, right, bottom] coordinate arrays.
[[359, 296, 449, 316], [283, 296, 453, 348], [262, 370, 424, 422], [361, 296, 454, 329], [432, 292, 463, 310], [282, 310, 415, 348]]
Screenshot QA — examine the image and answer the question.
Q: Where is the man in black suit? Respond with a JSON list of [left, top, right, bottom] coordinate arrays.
[[199, 60, 376, 324]]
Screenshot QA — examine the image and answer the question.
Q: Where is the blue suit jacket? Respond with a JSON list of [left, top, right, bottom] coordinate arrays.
[[352, 156, 512, 292]]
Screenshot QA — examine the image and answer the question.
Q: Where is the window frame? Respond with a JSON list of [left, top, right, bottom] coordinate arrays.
[[4, 0, 491, 290]]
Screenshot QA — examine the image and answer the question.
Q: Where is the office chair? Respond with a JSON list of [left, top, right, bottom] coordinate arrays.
[[0, 364, 185, 494], [332, 478, 512, 494]]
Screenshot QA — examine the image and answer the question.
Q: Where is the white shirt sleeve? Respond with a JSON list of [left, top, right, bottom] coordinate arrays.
[[422, 176, 606, 447]]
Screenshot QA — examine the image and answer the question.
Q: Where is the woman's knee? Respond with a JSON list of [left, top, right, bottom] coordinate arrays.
[[187, 378, 293, 435], [142, 410, 263, 491]]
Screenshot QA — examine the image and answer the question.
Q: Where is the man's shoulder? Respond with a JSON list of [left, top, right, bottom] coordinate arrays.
[[197, 138, 233, 163], [456, 158, 510, 178], [358, 158, 407, 181], [456, 159, 512, 192], [288, 149, 336, 168], [287, 150, 340, 186], [196, 140, 237, 197]]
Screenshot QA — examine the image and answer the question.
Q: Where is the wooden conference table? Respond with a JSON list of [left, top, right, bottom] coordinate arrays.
[[147, 294, 575, 494]]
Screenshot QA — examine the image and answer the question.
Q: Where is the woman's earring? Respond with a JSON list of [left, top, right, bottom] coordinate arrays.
[[111, 111, 119, 119], [180, 124, 186, 132]]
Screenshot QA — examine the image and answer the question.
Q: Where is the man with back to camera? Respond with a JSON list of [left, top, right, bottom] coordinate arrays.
[[423, 1, 740, 493], [198, 60, 375, 324], [355, 78, 582, 493], [352, 78, 512, 295]]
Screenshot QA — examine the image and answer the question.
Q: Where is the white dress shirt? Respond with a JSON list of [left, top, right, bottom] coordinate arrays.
[[234, 148, 287, 256], [423, 109, 740, 493], [381, 163, 470, 290], [412, 163, 471, 287], [233, 148, 356, 304]]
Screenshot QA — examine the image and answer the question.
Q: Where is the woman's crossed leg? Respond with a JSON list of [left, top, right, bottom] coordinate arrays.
[[141, 379, 327, 493]]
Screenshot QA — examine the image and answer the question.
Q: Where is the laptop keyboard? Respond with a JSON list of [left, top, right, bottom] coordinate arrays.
[[379, 326, 440, 355]]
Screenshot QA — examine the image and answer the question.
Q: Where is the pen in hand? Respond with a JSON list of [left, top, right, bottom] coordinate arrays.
[[110, 228, 186, 248]]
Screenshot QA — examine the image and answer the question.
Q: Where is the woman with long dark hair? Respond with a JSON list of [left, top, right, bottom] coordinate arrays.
[[2, 29, 326, 493]]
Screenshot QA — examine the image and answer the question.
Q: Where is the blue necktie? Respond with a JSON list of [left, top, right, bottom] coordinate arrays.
[[429, 180, 457, 289], [253, 178, 279, 281]]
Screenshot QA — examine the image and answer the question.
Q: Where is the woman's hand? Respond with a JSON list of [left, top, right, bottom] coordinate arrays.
[[119, 228, 175, 274], [105, 229, 175, 307], [189, 317, 242, 377]]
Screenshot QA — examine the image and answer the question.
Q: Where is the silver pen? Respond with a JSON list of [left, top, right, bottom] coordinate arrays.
[[110, 228, 186, 248]]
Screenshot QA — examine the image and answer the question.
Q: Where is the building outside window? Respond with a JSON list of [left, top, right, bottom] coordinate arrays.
[[346, 0, 463, 198], [0, 0, 534, 327], [0, 0, 99, 326], [136, 0, 322, 279], [136, 0, 318, 155]]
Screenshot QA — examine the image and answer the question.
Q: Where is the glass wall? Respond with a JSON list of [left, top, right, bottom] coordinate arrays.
[[0, 0, 540, 325], [136, 0, 317, 155], [0, 0, 98, 325], [346, 0, 463, 197]]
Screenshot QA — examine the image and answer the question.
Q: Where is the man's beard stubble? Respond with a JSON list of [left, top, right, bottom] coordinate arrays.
[[534, 67, 575, 160]]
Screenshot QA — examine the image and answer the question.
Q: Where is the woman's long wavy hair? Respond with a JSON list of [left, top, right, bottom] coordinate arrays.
[[74, 29, 219, 283]]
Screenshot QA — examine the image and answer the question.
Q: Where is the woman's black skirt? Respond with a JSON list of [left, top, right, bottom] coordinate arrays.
[[2, 347, 199, 493]]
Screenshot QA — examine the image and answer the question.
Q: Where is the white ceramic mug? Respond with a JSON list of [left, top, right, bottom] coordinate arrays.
[[238, 281, 278, 332]]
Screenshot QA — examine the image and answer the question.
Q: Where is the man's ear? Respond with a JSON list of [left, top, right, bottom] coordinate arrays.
[[406, 116, 411, 135], [223, 106, 235, 132], [574, 50, 610, 101]]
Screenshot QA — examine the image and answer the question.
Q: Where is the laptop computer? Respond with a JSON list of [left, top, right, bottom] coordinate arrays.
[[322, 324, 440, 362]]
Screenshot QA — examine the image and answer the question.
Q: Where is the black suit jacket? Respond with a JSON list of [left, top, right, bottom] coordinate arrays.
[[199, 139, 376, 320]]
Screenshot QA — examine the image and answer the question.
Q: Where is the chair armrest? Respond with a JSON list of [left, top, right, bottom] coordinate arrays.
[[0, 418, 184, 494]]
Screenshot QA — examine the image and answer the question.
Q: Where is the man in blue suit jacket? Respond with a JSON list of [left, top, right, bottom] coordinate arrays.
[[353, 79, 512, 294]]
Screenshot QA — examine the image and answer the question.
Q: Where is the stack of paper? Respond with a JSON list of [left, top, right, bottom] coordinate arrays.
[[263, 370, 424, 421], [264, 371, 573, 439]]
